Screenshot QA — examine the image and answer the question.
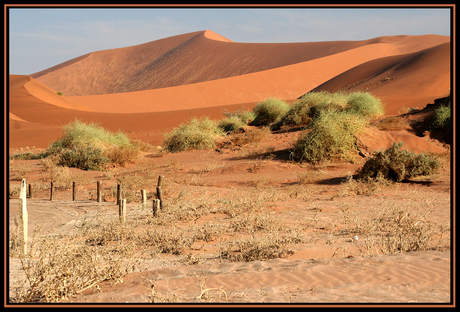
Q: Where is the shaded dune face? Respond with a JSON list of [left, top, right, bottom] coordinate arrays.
[[10, 30, 450, 149]]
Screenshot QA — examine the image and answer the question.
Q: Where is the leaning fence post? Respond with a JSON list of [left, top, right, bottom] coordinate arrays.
[[97, 181, 101, 203], [156, 175, 164, 209], [119, 199, 126, 223], [19, 179, 28, 255], [50, 181, 55, 201], [152, 199, 160, 217]]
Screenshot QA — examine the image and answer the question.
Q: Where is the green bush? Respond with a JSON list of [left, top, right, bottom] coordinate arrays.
[[274, 91, 383, 130], [249, 98, 290, 126], [346, 91, 384, 118], [218, 109, 255, 133], [272, 100, 314, 130], [164, 117, 224, 152], [291, 109, 368, 163], [57, 146, 110, 171], [46, 119, 131, 154], [432, 103, 451, 131], [44, 119, 137, 170], [357, 142, 440, 182]]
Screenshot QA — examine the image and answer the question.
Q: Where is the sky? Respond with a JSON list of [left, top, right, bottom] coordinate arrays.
[[7, 5, 452, 75]]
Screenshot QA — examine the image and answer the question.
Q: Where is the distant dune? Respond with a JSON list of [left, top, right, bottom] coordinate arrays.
[[312, 42, 451, 115], [10, 30, 450, 149], [30, 30, 448, 96]]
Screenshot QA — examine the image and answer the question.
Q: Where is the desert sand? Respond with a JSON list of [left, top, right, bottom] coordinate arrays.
[[7, 30, 452, 306]]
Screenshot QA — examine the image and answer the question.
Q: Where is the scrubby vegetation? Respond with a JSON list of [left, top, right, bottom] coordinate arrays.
[[431, 97, 452, 144], [291, 109, 369, 163], [44, 119, 140, 170], [357, 142, 440, 182], [273, 91, 383, 131], [10, 119, 142, 171], [164, 117, 224, 152], [218, 108, 256, 132], [290, 91, 383, 163], [164, 91, 383, 162], [249, 98, 290, 126]]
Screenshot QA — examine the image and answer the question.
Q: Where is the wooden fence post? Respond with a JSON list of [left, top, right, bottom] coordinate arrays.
[[141, 190, 147, 205], [119, 199, 126, 223], [152, 199, 160, 217], [156, 175, 164, 209], [117, 184, 122, 205], [28, 183, 32, 199], [50, 181, 54, 201], [19, 179, 28, 255], [72, 181, 76, 201], [97, 181, 101, 203]]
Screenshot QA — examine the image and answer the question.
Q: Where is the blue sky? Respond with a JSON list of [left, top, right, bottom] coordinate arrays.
[[7, 6, 452, 75]]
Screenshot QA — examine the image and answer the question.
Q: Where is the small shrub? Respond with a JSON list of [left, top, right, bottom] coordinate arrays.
[[291, 109, 368, 163], [218, 115, 247, 133], [106, 145, 139, 167], [57, 146, 110, 171], [46, 119, 131, 155], [219, 234, 295, 262], [377, 205, 435, 254], [274, 91, 383, 130], [431, 102, 451, 141], [164, 117, 224, 152], [357, 142, 440, 182], [42, 119, 138, 170], [272, 100, 314, 130], [345, 91, 384, 118], [9, 152, 42, 160], [249, 98, 290, 126], [219, 107, 255, 132]]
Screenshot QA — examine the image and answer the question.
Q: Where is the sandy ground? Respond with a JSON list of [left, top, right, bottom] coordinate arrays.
[[7, 134, 452, 305]]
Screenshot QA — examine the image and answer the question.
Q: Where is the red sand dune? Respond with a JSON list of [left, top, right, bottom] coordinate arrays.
[[312, 42, 451, 115], [31, 30, 448, 97], [9, 30, 451, 151]]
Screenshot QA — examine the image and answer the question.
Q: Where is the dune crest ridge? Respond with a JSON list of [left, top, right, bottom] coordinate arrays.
[[203, 29, 233, 42]]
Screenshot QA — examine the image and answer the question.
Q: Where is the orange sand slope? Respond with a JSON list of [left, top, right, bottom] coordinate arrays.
[[9, 30, 451, 150], [312, 42, 451, 115], [31, 30, 447, 97], [9, 75, 250, 149]]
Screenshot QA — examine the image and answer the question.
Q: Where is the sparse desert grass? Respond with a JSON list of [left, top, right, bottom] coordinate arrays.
[[9, 178, 450, 303], [8, 125, 450, 303], [219, 233, 296, 262], [9, 161, 33, 181], [9, 232, 139, 303]]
